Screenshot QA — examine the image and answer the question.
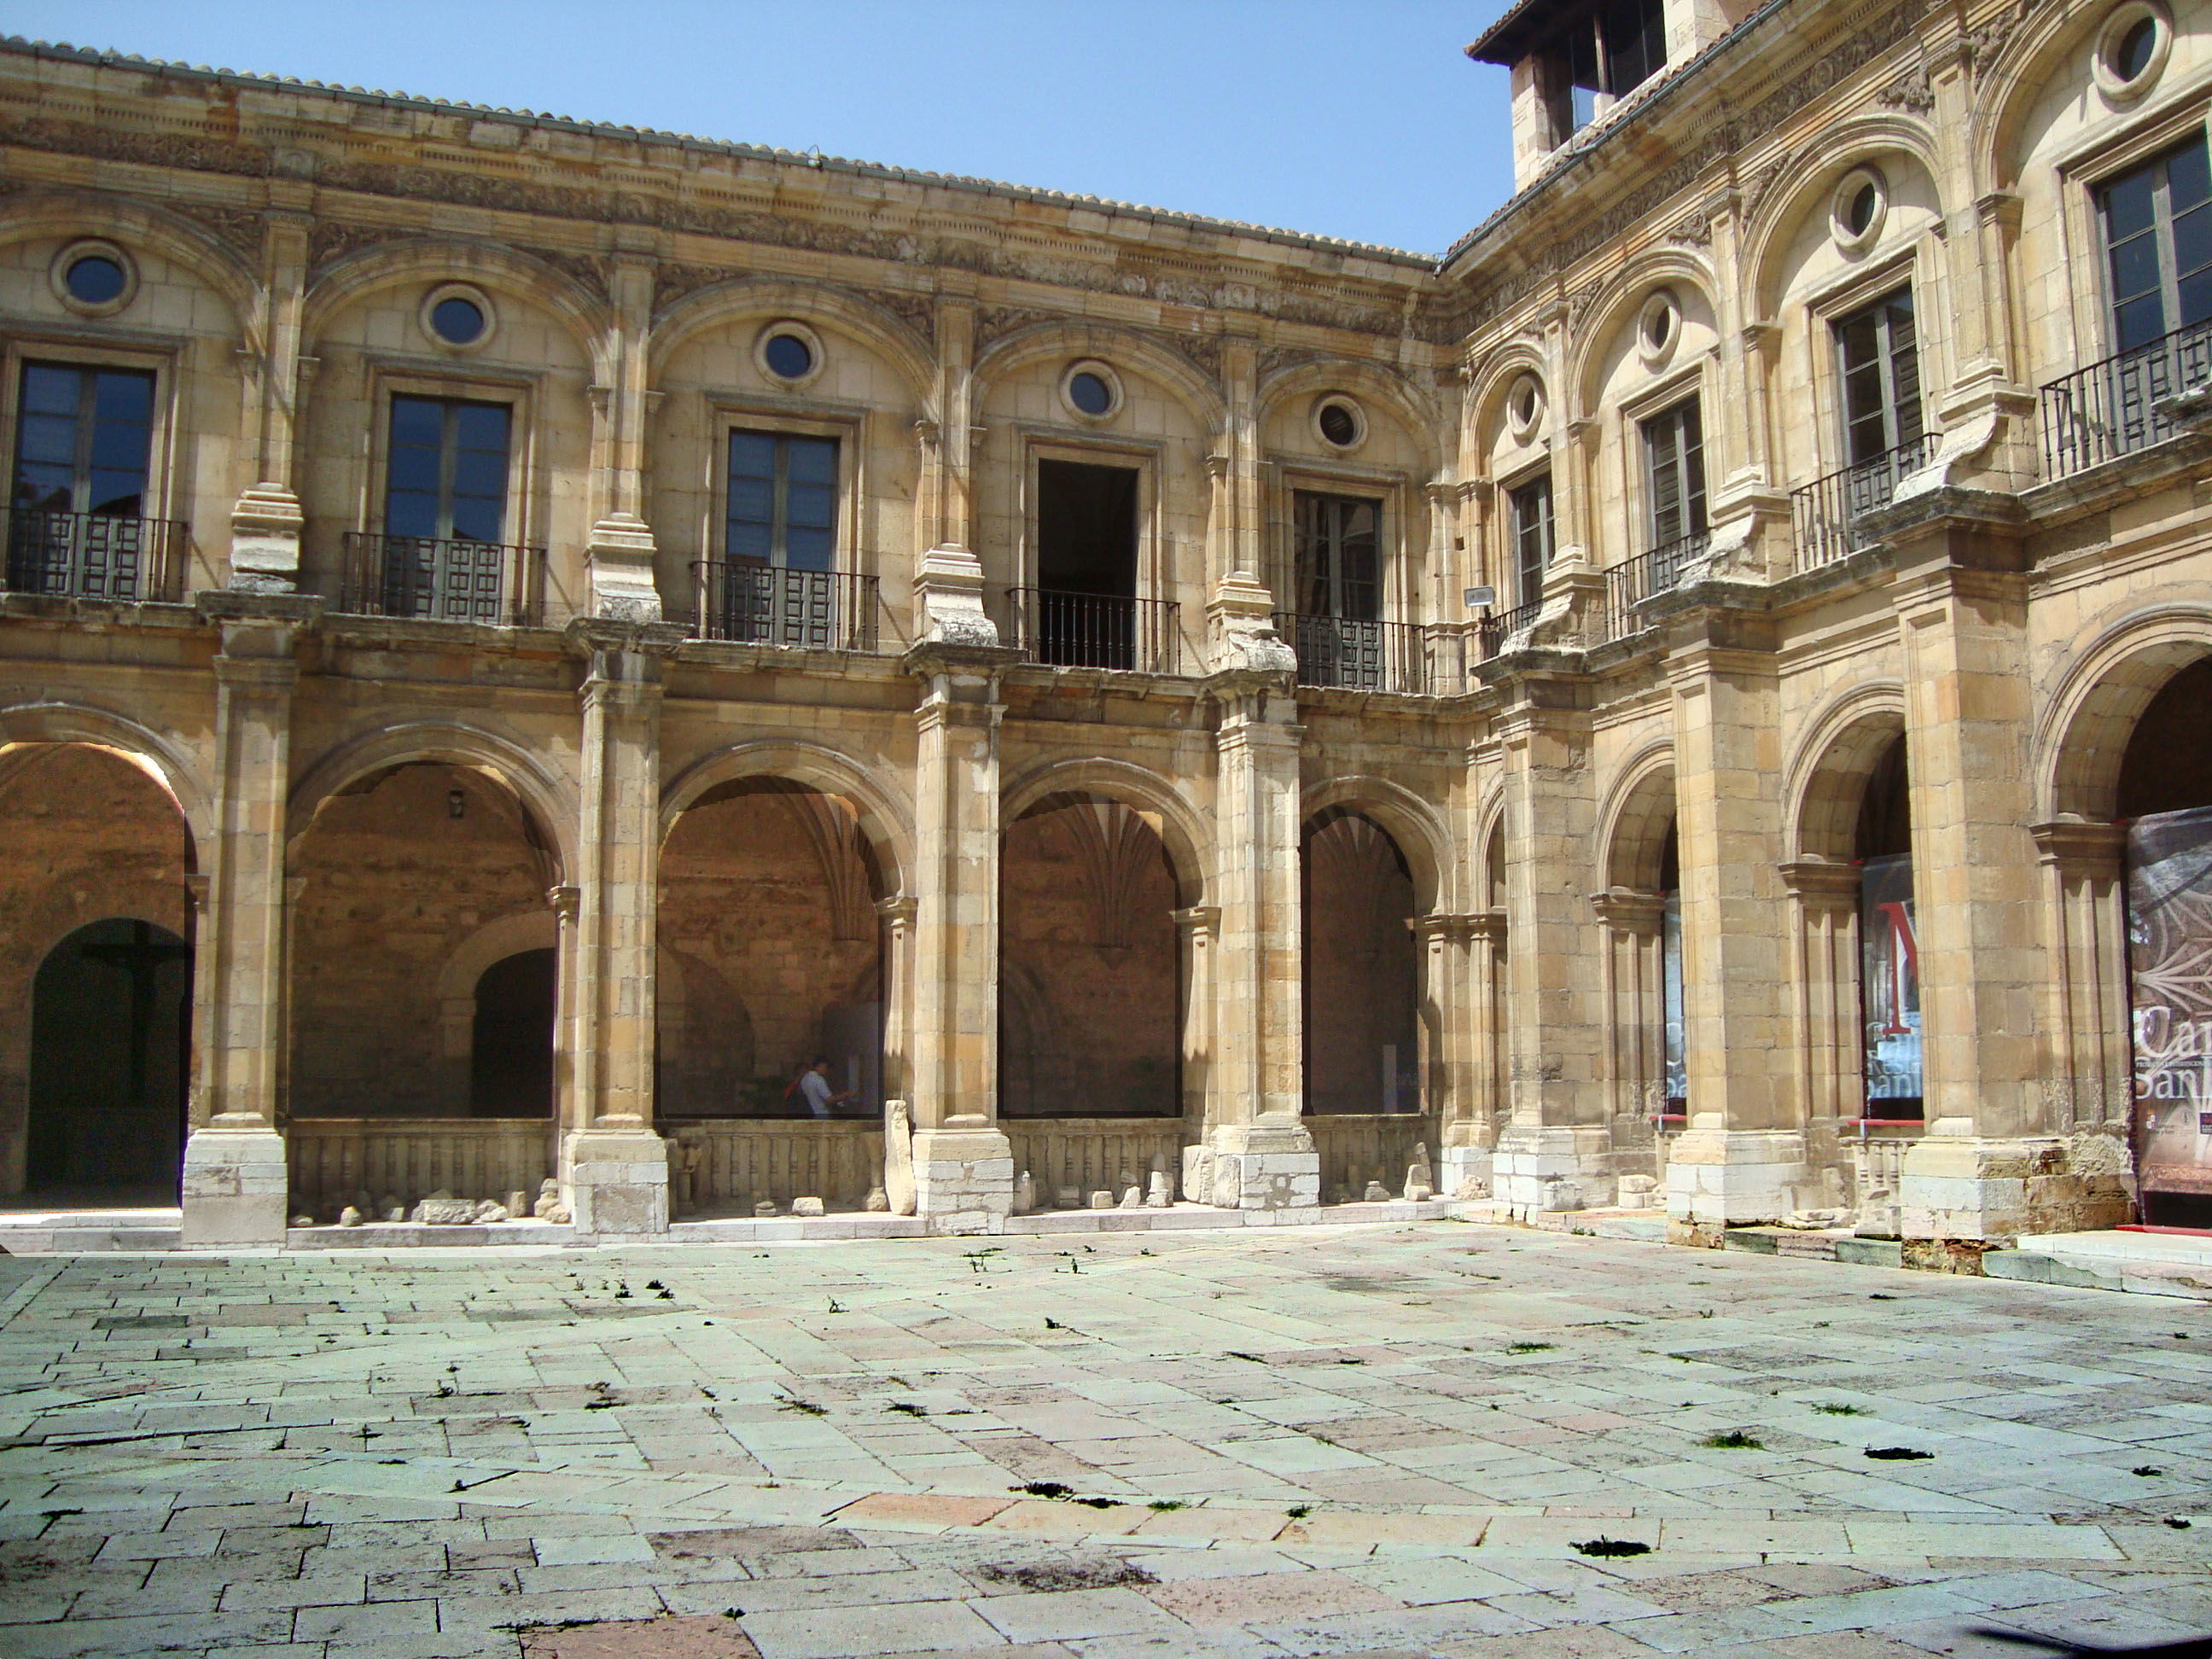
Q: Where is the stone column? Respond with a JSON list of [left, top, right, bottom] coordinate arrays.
[[183, 597, 315, 1247], [1195, 569, 1315, 1210], [904, 643, 1016, 1231], [1664, 638, 1803, 1241], [1591, 888, 1666, 1178], [1442, 909, 1506, 1199], [1778, 859, 1864, 1209], [876, 895, 917, 1108], [1874, 504, 2131, 1239], [229, 196, 312, 594], [1491, 693, 1610, 1214], [1415, 913, 1478, 1194], [1174, 905, 1220, 1181], [2031, 820, 2132, 1133], [584, 247, 664, 621], [561, 623, 680, 1232]]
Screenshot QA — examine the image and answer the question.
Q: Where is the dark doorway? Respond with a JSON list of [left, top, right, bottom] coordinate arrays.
[[1302, 812, 1420, 1115], [26, 918, 190, 1200], [1033, 459, 1139, 668], [469, 947, 556, 1116]]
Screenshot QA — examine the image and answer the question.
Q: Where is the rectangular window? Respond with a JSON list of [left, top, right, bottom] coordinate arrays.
[[1033, 457, 1140, 668], [385, 395, 511, 544], [1836, 288, 1923, 466], [1509, 475, 1553, 608], [1295, 492, 1382, 622], [1601, 0, 1668, 102], [725, 428, 838, 571], [1547, 0, 1667, 137], [1641, 398, 1707, 552], [12, 362, 154, 518], [2101, 132, 2212, 354]]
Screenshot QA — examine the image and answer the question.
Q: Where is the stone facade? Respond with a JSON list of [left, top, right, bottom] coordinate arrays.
[[0, 0, 2205, 1243]]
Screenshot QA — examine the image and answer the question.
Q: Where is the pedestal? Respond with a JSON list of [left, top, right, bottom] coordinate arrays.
[[564, 1126, 670, 1235], [1899, 1132, 2133, 1242], [179, 1126, 289, 1248], [1438, 1141, 1494, 1200], [1664, 1127, 1809, 1243], [1492, 1124, 1612, 1217], [1196, 1115, 1318, 1211], [911, 1121, 1014, 1235]]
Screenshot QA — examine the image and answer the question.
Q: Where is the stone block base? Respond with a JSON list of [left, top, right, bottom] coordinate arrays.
[[180, 1126, 289, 1248], [1493, 1126, 1612, 1218], [912, 1122, 1013, 1235], [1438, 1142, 1493, 1200], [563, 1126, 670, 1235], [1899, 1132, 2134, 1242], [1665, 1128, 1807, 1229], [1192, 1117, 1319, 1210]]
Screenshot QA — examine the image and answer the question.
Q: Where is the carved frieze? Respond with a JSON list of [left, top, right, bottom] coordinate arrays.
[[172, 202, 265, 256], [307, 220, 411, 275], [0, 112, 271, 176], [875, 289, 935, 346]]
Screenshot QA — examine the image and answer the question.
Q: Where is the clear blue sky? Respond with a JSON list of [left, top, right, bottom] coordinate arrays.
[[0, 1, 1516, 256]]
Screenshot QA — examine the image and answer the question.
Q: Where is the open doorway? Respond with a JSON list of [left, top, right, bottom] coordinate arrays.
[[1032, 458, 1139, 668]]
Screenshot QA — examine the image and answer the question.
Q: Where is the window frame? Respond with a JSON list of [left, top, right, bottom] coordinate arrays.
[[1018, 431, 1163, 602], [0, 335, 178, 528], [1267, 457, 1412, 628], [9, 358, 160, 521], [1291, 488, 1387, 623], [1831, 285, 1924, 468], [698, 398, 865, 579], [2093, 128, 2212, 357], [366, 366, 538, 550], [1638, 395, 1708, 553], [722, 427, 844, 572], [1506, 470, 1555, 609]]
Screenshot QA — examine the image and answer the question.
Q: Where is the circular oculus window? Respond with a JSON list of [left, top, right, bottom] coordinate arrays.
[[1637, 288, 1682, 366], [420, 283, 495, 352], [51, 240, 136, 317], [1505, 373, 1545, 440], [1315, 396, 1365, 449], [754, 321, 825, 387], [2095, 3, 2170, 97], [1831, 167, 1889, 254], [1061, 361, 1121, 420]]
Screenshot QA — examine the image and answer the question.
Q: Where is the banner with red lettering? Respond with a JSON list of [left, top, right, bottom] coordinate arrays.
[[2128, 805, 2212, 1214]]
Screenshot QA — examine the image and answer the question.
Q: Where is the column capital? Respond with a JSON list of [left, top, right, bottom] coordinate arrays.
[[1777, 858, 1862, 909], [2029, 817, 2127, 872], [1589, 886, 1666, 934], [876, 894, 919, 928], [1173, 905, 1222, 936]]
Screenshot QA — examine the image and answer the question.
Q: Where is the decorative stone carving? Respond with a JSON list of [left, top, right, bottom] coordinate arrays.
[[883, 1098, 917, 1216], [911, 544, 999, 648], [1145, 1170, 1172, 1209]]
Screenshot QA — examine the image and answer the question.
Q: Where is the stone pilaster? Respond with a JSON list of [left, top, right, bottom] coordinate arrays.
[[1492, 690, 1610, 1215], [905, 643, 1016, 1232], [1197, 602, 1315, 1210], [585, 250, 664, 620], [1441, 908, 1506, 1199], [1416, 913, 1484, 1198], [1590, 888, 1666, 1184], [561, 622, 681, 1233], [1778, 859, 1865, 1206], [228, 198, 311, 594], [1664, 635, 1802, 1241], [183, 596, 315, 1247]]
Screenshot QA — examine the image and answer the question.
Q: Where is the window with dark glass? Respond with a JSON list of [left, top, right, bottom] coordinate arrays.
[[2101, 133, 2212, 355], [1511, 474, 1552, 608], [726, 430, 838, 569], [1545, 0, 1668, 137], [12, 362, 154, 518], [385, 395, 511, 543], [1641, 399, 1707, 549], [1837, 288, 1923, 465], [1295, 492, 1381, 621]]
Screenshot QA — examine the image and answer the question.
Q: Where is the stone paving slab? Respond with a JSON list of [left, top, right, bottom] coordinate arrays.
[[0, 1222, 2207, 1656]]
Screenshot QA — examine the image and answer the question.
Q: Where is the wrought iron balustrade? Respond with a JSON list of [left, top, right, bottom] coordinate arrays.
[[1004, 587, 1181, 674], [1475, 597, 1542, 661], [4, 509, 186, 602], [2040, 317, 2212, 480], [689, 562, 880, 651], [1278, 612, 1432, 693], [1790, 432, 1941, 572], [1600, 531, 1708, 642], [339, 531, 544, 627]]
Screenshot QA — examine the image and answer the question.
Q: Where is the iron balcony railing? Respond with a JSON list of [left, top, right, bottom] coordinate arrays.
[[2040, 317, 2212, 480], [1277, 613, 1432, 693], [4, 509, 186, 602], [340, 532, 545, 627], [690, 562, 880, 651], [1790, 432, 1941, 573], [1004, 587, 1181, 674], [1475, 597, 1543, 661], [1600, 530, 1708, 642]]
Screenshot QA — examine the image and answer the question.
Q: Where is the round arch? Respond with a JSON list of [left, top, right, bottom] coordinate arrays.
[[1976, 0, 2140, 195], [1569, 252, 1720, 417], [1740, 117, 1950, 317], [1598, 745, 1679, 893], [432, 911, 558, 1012], [0, 189, 259, 337], [0, 700, 212, 870], [1001, 755, 1212, 908], [661, 738, 913, 899], [287, 721, 578, 878], [647, 276, 936, 406], [1255, 358, 1442, 472], [1786, 683, 1910, 862], [2041, 603, 2212, 823], [973, 320, 1226, 433], [303, 240, 613, 376], [1468, 341, 1552, 451], [1300, 774, 1456, 915]]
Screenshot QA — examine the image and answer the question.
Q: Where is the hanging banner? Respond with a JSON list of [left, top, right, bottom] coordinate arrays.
[[2127, 805, 2212, 1216], [1662, 893, 1686, 1113], [1860, 854, 1923, 1118]]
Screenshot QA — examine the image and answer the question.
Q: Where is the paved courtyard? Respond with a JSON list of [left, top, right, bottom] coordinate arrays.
[[0, 1224, 2207, 1659]]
